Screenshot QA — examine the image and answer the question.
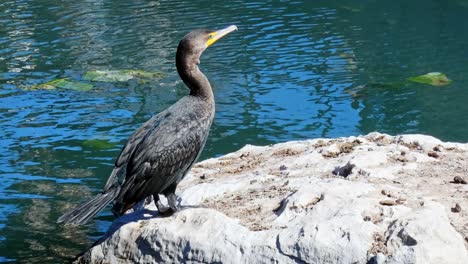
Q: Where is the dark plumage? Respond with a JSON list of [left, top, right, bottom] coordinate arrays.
[[58, 25, 237, 225]]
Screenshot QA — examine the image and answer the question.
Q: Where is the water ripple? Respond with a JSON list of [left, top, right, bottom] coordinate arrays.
[[1, 0, 468, 262]]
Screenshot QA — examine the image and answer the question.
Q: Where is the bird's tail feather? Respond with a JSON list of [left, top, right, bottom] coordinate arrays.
[[57, 188, 118, 225]]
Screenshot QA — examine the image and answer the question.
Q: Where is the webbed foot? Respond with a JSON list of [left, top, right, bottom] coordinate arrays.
[[166, 193, 179, 212], [153, 193, 177, 216]]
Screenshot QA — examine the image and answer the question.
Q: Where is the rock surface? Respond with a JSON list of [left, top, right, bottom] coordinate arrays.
[[76, 133, 468, 264]]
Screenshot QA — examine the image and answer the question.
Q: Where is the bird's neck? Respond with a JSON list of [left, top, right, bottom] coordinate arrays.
[[176, 54, 214, 101]]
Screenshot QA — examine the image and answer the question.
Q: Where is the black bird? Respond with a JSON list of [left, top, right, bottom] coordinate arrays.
[[58, 25, 238, 225]]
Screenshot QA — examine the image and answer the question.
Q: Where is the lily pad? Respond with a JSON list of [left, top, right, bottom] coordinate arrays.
[[83, 70, 165, 83], [340, 6, 361, 12], [408, 72, 452, 86], [345, 85, 367, 98], [28, 78, 93, 91], [82, 139, 118, 150]]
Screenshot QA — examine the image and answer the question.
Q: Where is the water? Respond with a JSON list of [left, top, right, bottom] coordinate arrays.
[[0, 0, 467, 262]]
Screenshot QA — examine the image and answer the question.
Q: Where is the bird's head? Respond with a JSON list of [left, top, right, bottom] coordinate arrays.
[[177, 25, 237, 66]]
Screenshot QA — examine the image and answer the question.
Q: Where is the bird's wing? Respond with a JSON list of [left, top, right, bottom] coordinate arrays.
[[103, 98, 213, 208], [116, 107, 212, 206], [102, 113, 165, 192]]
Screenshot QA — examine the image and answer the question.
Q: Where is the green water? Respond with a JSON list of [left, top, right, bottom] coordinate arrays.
[[1, 0, 467, 262]]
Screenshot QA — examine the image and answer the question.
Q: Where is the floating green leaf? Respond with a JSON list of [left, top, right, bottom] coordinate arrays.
[[83, 70, 165, 83], [82, 139, 118, 150], [345, 85, 367, 98], [408, 72, 452, 86], [28, 78, 94, 91], [340, 6, 361, 12]]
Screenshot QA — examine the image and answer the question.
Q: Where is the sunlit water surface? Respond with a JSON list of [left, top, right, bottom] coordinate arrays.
[[1, 0, 467, 262]]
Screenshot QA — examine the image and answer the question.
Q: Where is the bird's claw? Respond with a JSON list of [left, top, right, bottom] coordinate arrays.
[[167, 193, 179, 212], [155, 194, 178, 216]]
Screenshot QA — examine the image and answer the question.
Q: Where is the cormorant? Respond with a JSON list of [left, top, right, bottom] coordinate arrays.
[[57, 25, 238, 225]]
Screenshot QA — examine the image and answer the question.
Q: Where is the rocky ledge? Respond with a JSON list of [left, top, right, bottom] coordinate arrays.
[[76, 133, 468, 264]]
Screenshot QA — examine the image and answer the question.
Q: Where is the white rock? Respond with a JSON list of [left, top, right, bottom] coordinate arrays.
[[385, 202, 468, 264], [76, 133, 468, 264]]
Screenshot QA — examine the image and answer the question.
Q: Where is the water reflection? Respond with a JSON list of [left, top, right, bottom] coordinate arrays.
[[1, 0, 468, 262]]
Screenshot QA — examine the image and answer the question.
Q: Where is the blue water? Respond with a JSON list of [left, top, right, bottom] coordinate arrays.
[[1, 0, 468, 262]]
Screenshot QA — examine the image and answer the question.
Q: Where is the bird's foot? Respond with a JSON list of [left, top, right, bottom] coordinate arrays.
[[155, 201, 174, 215], [154, 194, 178, 216], [166, 193, 179, 212]]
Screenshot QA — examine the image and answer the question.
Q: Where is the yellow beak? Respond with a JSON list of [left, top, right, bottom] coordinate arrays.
[[206, 25, 238, 47]]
